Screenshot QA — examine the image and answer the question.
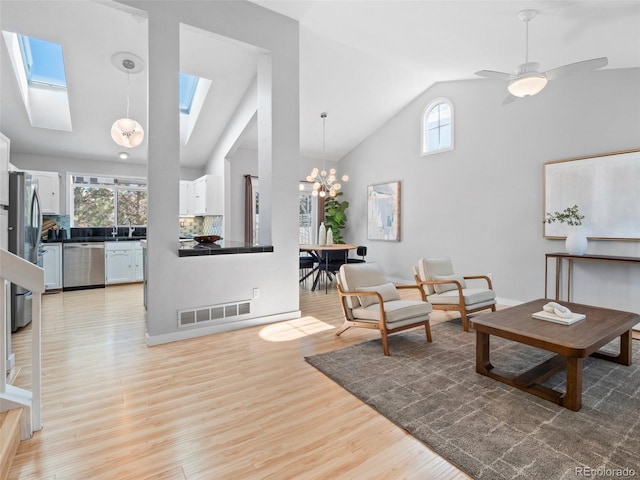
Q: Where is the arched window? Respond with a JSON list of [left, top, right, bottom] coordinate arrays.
[[421, 98, 454, 155]]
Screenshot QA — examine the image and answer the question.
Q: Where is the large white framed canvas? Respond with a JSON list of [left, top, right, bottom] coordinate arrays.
[[367, 181, 400, 241], [544, 149, 640, 240]]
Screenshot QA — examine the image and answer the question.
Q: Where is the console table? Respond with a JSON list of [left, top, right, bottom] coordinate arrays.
[[545, 252, 640, 301]]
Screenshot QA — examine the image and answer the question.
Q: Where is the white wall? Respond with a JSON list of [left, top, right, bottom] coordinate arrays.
[[120, 0, 300, 344], [341, 68, 640, 313]]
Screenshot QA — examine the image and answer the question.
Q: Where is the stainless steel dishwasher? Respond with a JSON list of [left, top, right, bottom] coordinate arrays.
[[63, 242, 105, 290]]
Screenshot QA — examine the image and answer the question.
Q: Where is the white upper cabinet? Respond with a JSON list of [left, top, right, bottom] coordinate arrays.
[[0, 132, 9, 206], [180, 175, 222, 216], [192, 174, 222, 216], [179, 180, 194, 216], [28, 170, 60, 214]]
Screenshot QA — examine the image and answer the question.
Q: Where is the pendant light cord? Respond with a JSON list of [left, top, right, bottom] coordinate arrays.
[[322, 113, 326, 171], [524, 18, 529, 64], [126, 71, 131, 118]]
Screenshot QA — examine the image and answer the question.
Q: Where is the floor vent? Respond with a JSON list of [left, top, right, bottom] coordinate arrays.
[[178, 300, 252, 328]]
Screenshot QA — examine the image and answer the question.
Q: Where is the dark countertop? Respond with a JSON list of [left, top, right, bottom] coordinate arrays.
[[44, 236, 146, 243], [44, 227, 148, 243], [178, 239, 273, 256], [44, 235, 271, 255]]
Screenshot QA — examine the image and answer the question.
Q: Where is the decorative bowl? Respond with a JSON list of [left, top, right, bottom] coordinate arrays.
[[193, 235, 222, 244]]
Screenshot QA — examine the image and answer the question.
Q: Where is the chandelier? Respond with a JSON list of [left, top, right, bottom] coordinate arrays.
[[306, 112, 348, 197], [111, 53, 144, 149]]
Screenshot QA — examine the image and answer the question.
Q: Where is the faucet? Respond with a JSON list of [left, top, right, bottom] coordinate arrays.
[[111, 225, 118, 237], [126, 218, 135, 238]]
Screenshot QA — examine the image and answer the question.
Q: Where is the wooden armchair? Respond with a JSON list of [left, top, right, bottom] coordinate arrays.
[[414, 257, 496, 332], [336, 262, 433, 356]]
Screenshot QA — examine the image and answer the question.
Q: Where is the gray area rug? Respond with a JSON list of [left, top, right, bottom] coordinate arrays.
[[306, 320, 640, 480]]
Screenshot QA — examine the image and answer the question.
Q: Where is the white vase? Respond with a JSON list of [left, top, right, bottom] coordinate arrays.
[[326, 228, 333, 245], [565, 227, 588, 255], [318, 222, 326, 245]]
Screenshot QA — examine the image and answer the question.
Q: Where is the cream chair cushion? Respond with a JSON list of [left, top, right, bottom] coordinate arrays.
[[433, 274, 467, 294], [356, 282, 401, 307], [340, 262, 388, 309], [353, 300, 432, 324], [427, 288, 496, 306], [417, 257, 455, 295]]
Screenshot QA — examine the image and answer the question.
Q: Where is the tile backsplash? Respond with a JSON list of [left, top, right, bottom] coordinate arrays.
[[179, 215, 223, 237], [203, 215, 223, 235], [44, 214, 70, 231]]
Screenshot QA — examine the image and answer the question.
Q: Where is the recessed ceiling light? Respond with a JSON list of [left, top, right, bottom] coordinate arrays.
[[118, 152, 129, 160]]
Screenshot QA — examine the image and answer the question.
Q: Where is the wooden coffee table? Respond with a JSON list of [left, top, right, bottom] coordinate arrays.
[[471, 299, 638, 411]]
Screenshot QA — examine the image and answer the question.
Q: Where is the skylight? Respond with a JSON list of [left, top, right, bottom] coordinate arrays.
[[18, 35, 67, 88], [179, 73, 199, 114], [2, 30, 72, 131], [179, 72, 211, 145]]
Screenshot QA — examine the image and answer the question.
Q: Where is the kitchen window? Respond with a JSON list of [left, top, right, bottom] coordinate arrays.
[[69, 175, 147, 227]]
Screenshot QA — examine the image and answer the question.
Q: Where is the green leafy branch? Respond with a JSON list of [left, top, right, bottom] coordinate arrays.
[[545, 204, 584, 226]]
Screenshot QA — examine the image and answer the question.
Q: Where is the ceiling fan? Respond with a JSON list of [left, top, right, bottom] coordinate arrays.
[[475, 9, 608, 104]]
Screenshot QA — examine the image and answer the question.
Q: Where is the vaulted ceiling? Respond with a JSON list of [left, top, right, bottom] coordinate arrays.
[[1, 1, 638, 170]]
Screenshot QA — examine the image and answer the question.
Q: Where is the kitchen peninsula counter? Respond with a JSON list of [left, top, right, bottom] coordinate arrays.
[[178, 239, 273, 257]]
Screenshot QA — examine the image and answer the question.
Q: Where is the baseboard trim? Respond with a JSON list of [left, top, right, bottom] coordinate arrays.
[[146, 310, 302, 346]]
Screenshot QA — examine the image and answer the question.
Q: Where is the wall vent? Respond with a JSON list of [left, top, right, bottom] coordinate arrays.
[[178, 299, 252, 328]]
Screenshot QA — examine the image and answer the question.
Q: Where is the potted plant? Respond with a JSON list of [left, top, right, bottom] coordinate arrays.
[[324, 192, 349, 244], [545, 204, 587, 255]]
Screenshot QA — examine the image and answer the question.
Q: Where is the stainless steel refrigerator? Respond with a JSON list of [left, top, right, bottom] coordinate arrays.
[[8, 171, 42, 332]]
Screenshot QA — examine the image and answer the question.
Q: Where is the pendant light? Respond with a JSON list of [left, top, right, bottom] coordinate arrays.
[[306, 112, 348, 197], [111, 52, 144, 148]]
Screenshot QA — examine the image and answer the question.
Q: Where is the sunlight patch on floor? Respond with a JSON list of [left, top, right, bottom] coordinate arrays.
[[259, 316, 335, 342]]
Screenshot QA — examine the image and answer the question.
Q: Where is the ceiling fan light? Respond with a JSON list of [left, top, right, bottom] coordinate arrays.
[[507, 74, 548, 97]]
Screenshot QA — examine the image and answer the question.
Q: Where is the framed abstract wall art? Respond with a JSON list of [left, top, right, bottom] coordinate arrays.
[[544, 149, 640, 240], [367, 181, 400, 241]]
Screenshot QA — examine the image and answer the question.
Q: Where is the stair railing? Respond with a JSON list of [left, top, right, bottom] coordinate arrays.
[[0, 248, 44, 439]]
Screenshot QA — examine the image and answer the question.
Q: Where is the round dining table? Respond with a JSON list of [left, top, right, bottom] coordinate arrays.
[[299, 243, 358, 293]]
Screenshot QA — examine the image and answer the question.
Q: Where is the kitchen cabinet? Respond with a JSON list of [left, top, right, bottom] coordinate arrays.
[[105, 241, 143, 284], [0, 132, 9, 206], [134, 243, 143, 281], [179, 180, 194, 215], [28, 170, 60, 214], [40, 243, 62, 290], [192, 174, 223, 216], [179, 175, 222, 216]]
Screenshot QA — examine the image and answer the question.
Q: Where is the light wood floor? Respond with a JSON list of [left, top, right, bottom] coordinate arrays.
[[8, 283, 470, 480]]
